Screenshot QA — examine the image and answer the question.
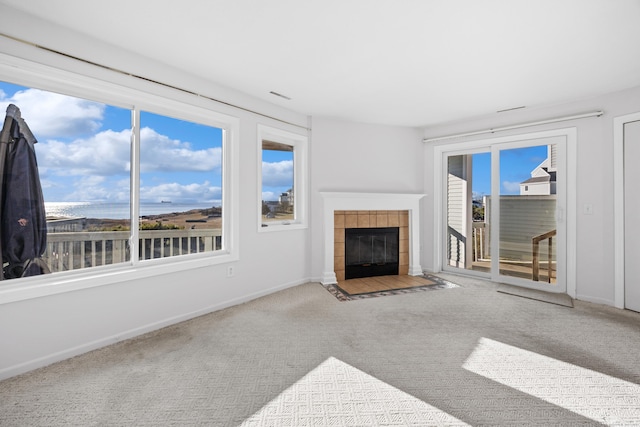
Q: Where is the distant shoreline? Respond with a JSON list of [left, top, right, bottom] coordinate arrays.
[[47, 207, 222, 231], [44, 202, 221, 221]]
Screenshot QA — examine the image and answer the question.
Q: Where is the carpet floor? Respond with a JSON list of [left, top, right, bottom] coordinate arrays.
[[1, 273, 640, 426]]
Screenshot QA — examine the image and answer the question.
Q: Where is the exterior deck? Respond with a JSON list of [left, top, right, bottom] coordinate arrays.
[[43, 229, 222, 272]]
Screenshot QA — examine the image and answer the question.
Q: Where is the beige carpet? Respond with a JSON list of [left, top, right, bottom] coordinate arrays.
[[1, 273, 639, 426]]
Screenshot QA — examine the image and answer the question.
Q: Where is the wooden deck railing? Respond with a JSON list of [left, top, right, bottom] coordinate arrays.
[[532, 229, 556, 282], [44, 229, 222, 272], [472, 223, 556, 282]]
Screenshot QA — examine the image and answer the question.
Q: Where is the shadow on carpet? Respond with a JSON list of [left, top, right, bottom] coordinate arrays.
[[323, 274, 459, 302], [497, 283, 574, 307]]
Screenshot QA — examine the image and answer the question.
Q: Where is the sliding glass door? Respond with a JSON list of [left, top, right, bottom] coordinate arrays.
[[443, 135, 567, 292], [445, 150, 490, 273]]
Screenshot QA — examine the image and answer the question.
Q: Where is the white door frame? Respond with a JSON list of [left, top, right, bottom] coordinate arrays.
[[613, 112, 640, 308], [432, 127, 577, 297]]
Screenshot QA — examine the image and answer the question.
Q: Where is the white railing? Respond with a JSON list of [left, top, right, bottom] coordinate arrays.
[[44, 229, 222, 272], [472, 222, 489, 261]]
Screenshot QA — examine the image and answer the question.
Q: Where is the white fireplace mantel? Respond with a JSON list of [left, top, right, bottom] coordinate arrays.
[[320, 192, 426, 285]]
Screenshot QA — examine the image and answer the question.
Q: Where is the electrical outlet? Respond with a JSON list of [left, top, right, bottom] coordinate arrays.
[[227, 266, 234, 277]]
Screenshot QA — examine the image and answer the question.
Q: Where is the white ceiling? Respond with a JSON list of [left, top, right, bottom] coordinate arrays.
[[2, 0, 640, 128]]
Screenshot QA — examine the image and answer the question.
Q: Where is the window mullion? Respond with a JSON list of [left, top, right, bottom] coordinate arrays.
[[130, 108, 141, 264]]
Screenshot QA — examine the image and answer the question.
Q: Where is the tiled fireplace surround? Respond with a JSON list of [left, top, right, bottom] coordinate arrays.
[[320, 192, 425, 285], [334, 210, 409, 281]]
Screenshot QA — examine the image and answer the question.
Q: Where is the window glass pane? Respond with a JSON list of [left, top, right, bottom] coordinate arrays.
[[261, 140, 294, 225], [498, 144, 556, 283], [0, 81, 131, 279], [139, 111, 223, 260], [446, 152, 490, 273]]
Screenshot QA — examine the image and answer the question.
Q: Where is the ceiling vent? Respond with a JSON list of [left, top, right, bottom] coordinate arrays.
[[269, 91, 291, 100]]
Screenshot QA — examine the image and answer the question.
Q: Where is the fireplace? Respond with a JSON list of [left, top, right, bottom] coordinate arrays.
[[320, 192, 425, 285], [345, 227, 399, 279], [333, 210, 409, 281]]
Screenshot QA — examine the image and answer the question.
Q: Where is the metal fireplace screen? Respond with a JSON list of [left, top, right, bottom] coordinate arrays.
[[345, 227, 399, 279]]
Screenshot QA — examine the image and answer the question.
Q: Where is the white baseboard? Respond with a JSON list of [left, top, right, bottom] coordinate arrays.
[[574, 294, 615, 307], [0, 278, 310, 381]]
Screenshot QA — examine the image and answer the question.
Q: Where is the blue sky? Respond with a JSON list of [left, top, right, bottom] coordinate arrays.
[[2, 81, 542, 204], [472, 145, 548, 197], [0, 81, 292, 204], [262, 149, 293, 202]]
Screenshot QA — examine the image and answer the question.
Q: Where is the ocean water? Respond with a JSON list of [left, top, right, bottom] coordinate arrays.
[[45, 202, 217, 220]]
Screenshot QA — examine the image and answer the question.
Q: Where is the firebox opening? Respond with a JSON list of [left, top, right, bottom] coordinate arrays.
[[345, 227, 399, 280]]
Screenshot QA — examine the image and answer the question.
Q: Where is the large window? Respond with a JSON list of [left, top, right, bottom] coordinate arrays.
[[258, 125, 307, 231], [138, 111, 224, 260], [0, 80, 228, 282]]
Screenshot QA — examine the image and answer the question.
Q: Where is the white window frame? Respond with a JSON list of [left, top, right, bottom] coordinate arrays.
[[257, 124, 308, 232], [0, 52, 240, 304]]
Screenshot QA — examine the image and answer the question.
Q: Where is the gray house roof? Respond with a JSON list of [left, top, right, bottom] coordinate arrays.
[[521, 170, 556, 185], [521, 176, 550, 184]]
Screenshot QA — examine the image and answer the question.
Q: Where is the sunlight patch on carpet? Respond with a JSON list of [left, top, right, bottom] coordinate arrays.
[[241, 357, 469, 426], [463, 337, 640, 426]]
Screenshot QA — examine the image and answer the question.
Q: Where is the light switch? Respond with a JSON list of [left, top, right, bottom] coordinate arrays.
[[584, 204, 593, 215]]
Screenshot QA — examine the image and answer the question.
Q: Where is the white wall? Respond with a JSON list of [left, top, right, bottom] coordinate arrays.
[[0, 6, 311, 379], [309, 117, 424, 281], [423, 85, 640, 306]]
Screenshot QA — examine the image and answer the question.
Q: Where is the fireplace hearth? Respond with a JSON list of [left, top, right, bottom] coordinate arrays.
[[345, 227, 399, 279]]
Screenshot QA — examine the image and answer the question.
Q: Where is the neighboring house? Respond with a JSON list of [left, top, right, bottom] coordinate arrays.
[[279, 189, 293, 205], [520, 146, 557, 195]]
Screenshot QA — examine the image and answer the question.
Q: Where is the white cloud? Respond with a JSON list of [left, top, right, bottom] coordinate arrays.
[[0, 88, 105, 138], [37, 129, 131, 176], [2, 85, 224, 203], [141, 181, 222, 203], [262, 160, 293, 186], [79, 175, 107, 186], [4, 88, 220, 177], [140, 127, 221, 173], [38, 126, 222, 178], [502, 180, 521, 193], [60, 175, 130, 202]]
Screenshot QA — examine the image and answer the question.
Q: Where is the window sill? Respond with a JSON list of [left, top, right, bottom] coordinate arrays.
[[259, 222, 308, 233], [0, 252, 237, 305]]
